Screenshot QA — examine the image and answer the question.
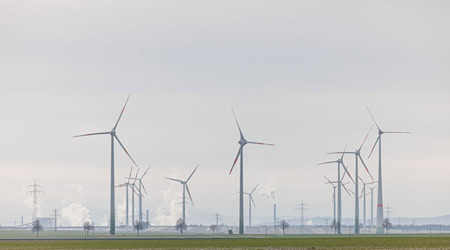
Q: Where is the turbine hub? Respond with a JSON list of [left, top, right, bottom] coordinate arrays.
[[239, 139, 247, 145], [378, 130, 383, 135]]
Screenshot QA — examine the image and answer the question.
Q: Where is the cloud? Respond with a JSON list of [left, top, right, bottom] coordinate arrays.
[[153, 188, 183, 226], [61, 203, 91, 226], [259, 180, 276, 202]]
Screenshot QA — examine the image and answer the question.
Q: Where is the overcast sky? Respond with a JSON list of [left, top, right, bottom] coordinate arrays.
[[1, 0, 449, 226]]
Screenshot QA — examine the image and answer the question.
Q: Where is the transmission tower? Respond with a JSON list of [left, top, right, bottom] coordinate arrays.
[[51, 209, 61, 231], [384, 204, 394, 220], [296, 200, 308, 232], [26, 180, 44, 222], [213, 213, 222, 226]]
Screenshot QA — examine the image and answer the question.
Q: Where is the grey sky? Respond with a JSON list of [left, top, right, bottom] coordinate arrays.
[[1, 1, 449, 226]]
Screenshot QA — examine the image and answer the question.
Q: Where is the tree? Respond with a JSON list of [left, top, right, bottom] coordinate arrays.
[[134, 221, 144, 236], [32, 219, 43, 237], [331, 219, 337, 234], [83, 221, 94, 237], [280, 219, 289, 235], [175, 218, 187, 236], [383, 218, 393, 234], [209, 224, 217, 236]]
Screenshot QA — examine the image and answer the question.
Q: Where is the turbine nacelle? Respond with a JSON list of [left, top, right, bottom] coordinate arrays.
[[239, 139, 247, 146]]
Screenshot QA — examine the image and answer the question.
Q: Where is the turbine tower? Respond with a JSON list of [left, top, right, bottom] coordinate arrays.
[[243, 184, 259, 227], [318, 144, 354, 234], [328, 127, 374, 234], [359, 177, 376, 230], [130, 166, 150, 224], [130, 168, 139, 228], [367, 107, 408, 234], [165, 164, 199, 225], [229, 109, 274, 235], [369, 185, 377, 230], [324, 176, 337, 233], [26, 180, 44, 222], [73, 95, 138, 235], [116, 166, 137, 231]]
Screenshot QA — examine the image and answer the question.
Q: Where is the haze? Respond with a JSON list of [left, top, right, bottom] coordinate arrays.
[[1, 0, 449, 226]]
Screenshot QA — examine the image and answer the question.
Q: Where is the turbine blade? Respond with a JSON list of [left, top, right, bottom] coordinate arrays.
[[72, 132, 110, 138], [324, 176, 333, 184], [231, 108, 244, 139], [342, 183, 351, 197], [341, 162, 355, 184], [113, 95, 130, 130], [247, 141, 275, 146], [229, 147, 242, 174], [327, 152, 353, 155], [359, 155, 374, 181], [164, 177, 183, 183], [383, 131, 410, 134], [132, 168, 140, 186], [368, 136, 380, 159], [186, 164, 199, 182], [141, 182, 148, 195], [127, 166, 134, 184], [340, 142, 348, 161], [141, 166, 151, 179], [359, 125, 374, 151], [131, 186, 139, 196], [367, 181, 377, 185], [250, 184, 259, 194], [114, 135, 137, 166], [186, 184, 194, 206], [317, 161, 337, 166], [358, 176, 365, 184], [251, 196, 256, 207], [366, 107, 381, 131]]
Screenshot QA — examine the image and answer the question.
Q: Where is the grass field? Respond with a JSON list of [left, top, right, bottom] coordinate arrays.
[[0, 235, 450, 249]]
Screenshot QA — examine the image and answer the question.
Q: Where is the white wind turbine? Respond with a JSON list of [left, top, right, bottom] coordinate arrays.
[[116, 166, 138, 231], [328, 126, 374, 234], [165, 164, 199, 226], [244, 184, 259, 227], [359, 177, 376, 230], [130, 166, 150, 224], [324, 176, 337, 233], [229, 109, 274, 235], [73, 95, 138, 235], [367, 107, 408, 234], [318, 144, 354, 234]]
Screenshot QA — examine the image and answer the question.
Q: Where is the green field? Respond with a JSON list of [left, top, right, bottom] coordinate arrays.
[[1, 235, 450, 249]]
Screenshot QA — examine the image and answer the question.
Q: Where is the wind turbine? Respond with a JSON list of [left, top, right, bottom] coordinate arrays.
[[367, 107, 408, 234], [165, 164, 199, 226], [73, 95, 138, 235], [324, 176, 337, 233], [318, 144, 354, 234], [130, 166, 150, 224], [359, 177, 376, 230], [243, 184, 259, 227], [229, 109, 275, 235], [125, 168, 140, 228], [116, 166, 138, 231], [328, 126, 374, 234]]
